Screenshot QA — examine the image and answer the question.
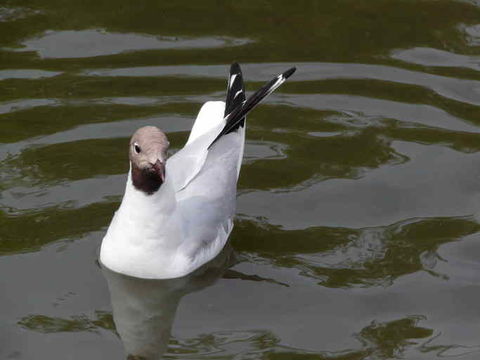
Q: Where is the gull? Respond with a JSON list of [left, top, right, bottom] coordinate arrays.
[[100, 63, 296, 279]]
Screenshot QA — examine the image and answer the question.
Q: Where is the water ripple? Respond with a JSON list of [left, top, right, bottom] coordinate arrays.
[[0, 69, 61, 80], [7, 30, 252, 59], [84, 61, 480, 106], [392, 47, 480, 71]]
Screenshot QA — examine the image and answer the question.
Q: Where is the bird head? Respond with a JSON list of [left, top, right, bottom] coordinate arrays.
[[129, 126, 169, 195]]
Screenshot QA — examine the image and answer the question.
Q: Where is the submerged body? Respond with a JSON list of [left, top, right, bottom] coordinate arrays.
[[100, 64, 295, 279]]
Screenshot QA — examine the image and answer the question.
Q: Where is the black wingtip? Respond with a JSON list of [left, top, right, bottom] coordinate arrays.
[[231, 62, 241, 72], [208, 64, 296, 150], [283, 67, 296, 79], [225, 61, 245, 117]]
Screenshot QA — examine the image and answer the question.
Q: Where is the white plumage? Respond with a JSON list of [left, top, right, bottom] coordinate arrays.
[[100, 63, 295, 279]]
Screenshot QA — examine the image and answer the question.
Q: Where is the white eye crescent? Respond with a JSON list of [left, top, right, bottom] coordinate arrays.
[[133, 142, 141, 154]]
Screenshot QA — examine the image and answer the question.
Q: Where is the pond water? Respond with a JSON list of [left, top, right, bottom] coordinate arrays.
[[1, 0, 480, 359]]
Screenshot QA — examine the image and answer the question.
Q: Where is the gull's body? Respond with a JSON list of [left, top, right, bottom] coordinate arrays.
[[100, 64, 295, 279]]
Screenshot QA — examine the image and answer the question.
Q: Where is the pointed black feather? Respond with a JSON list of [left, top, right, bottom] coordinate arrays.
[[224, 62, 246, 131], [209, 66, 296, 149]]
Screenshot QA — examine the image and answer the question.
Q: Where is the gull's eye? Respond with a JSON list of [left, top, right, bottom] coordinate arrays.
[[133, 143, 141, 154]]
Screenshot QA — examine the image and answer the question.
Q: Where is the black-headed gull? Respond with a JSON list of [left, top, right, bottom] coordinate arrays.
[[100, 63, 296, 279]]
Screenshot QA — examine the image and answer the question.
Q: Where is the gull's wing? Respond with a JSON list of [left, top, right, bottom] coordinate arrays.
[[185, 63, 245, 146], [166, 63, 245, 192], [166, 101, 226, 192], [167, 64, 296, 193]]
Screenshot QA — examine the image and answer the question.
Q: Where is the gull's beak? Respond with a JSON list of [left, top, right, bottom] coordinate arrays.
[[152, 159, 165, 182]]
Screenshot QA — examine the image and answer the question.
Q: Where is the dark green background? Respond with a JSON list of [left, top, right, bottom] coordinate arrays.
[[1, 0, 480, 359]]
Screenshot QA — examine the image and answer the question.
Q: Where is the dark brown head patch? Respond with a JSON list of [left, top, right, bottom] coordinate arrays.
[[131, 164, 164, 195]]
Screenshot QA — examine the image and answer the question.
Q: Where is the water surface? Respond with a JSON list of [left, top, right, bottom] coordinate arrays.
[[1, 0, 480, 359]]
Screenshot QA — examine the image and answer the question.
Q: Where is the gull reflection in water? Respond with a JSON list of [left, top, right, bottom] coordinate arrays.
[[102, 246, 234, 360]]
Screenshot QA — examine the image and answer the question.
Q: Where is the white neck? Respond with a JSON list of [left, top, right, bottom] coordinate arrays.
[[113, 164, 181, 248], [121, 165, 176, 216]]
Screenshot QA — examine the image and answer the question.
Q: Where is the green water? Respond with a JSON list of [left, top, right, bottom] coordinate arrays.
[[2, 0, 480, 359]]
